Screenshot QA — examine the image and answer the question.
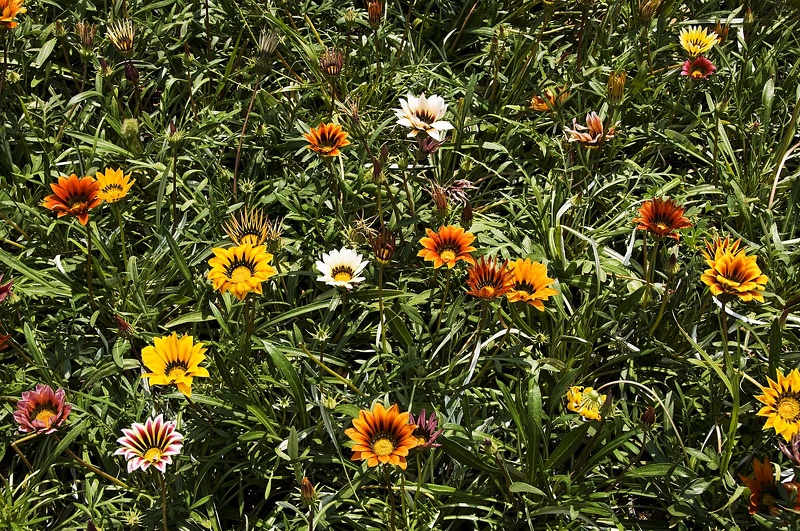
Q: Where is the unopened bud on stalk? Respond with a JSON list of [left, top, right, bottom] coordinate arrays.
[[368, 0, 382, 28], [301, 477, 316, 505], [607, 70, 626, 103]]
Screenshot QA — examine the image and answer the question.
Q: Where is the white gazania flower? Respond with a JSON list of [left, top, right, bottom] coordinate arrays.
[[395, 93, 454, 141], [316, 247, 369, 289]]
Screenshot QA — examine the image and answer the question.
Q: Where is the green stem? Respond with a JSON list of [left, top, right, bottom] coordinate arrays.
[[156, 471, 168, 531], [114, 203, 129, 275], [86, 222, 95, 306], [719, 301, 739, 478], [56, 439, 131, 490], [384, 466, 397, 531], [435, 269, 451, 333], [171, 147, 179, 231]]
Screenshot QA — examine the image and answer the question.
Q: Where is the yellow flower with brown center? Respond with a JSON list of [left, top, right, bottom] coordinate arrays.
[[0, 0, 26, 29], [224, 207, 270, 246], [506, 258, 558, 310], [96, 168, 135, 203], [418, 225, 476, 269], [304, 122, 350, 157], [465, 256, 513, 300], [566, 386, 607, 421], [756, 369, 800, 442], [679, 25, 719, 57], [345, 403, 418, 469], [207, 243, 277, 300], [632, 197, 692, 241], [141, 332, 209, 397], [700, 237, 768, 303]]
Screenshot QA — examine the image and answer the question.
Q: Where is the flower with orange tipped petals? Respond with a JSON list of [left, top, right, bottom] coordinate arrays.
[[700, 237, 768, 303], [0, 0, 26, 29], [466, 256, 513, 300], [632, 197, 692, 241], [564, 112, 617, 148], [13, 384, 72, 434], [304, 122, 350, 157], [418, 225, 476, 269], [345, 403, 418, 469], [42, 174, 101, 225], [739, 456, 800, 516], [506, 258, 559, 310]]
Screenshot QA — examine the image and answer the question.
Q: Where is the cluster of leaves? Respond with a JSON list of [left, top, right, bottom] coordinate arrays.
[[1, 0, 800, 529]]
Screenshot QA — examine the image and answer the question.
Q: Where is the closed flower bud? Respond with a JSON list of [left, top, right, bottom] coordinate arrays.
[[256, 29, 279, 76], [641, 406, 656, 427], [76, 21, 97, 60], [98, 57, 113, 77], [121, 118, 140, 142], [124, 61, 139, 82], [114, 314, 134, 338], [368, 0, 382, 28], [370, 228, 396, 265], [607, 70, 626, 103], [714, 19, 729, 43], [301, 478, 316, 505], [461, 201, 473, 228]]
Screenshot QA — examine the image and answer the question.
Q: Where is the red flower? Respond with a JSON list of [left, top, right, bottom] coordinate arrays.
[[13, 384, 72, 434], [42, 174, 101, 226], [681, 56, 716, 80]]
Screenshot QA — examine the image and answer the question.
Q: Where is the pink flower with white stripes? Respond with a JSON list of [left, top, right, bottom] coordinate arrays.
[[114, 415, 184, 473]]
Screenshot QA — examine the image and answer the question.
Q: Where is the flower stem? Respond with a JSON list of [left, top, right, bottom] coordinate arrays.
[[435, 269, 452, 333], [155, 471, 168, 531], [719, 301, 739, 478], [86, 222, 95, 306], [384, 466, 397, 531], [171, 145, 179, 231], [114, 203, 129, 279], [56, 440, 131, 490]]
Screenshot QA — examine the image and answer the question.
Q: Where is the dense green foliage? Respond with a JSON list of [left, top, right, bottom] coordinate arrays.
[[2, 0, 800, 529]]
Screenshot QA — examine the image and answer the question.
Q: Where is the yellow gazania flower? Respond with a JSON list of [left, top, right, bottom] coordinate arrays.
[[207, 243, 277, 300], [566, 386, 607, 421], [0, 0, 26, 29], [506, 258, 559, 311], [756, 369, 800, 442], [141, 332, 209, 397], [96, 168, 135, 203], [679, 26, 719, 57], [700, 237, 768, 303]]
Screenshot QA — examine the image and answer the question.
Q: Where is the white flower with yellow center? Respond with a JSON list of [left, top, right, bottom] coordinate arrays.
[[316, 247, 369, 290], [395, 93, 454, 141]]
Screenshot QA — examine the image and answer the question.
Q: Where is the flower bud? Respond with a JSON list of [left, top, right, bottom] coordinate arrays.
[[607, 70, 626, 104], [114, 314, 134, 338], [641, 406, 656, 427], [121, 118, 140, 143], [301, 477, 316, 505], [368, 0, 382, 28], [320, 48, 344, 77], [124, 61, 139, 82]]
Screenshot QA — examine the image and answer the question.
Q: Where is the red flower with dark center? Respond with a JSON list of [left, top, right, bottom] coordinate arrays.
[[681, 56, 716, 80], [304, 122, 350, 157], [13, 384, 72, 434], [466, 256, 513, 300]]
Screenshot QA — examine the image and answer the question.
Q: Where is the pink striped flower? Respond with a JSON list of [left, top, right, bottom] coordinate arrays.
[[13, 384, 72, 434], [114, 415, 184, 473]]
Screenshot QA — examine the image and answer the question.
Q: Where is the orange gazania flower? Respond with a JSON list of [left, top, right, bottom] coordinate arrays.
[[739, 456, 800, 516], [506, 258, 559, 310], [42, 174, 101, 225], [466, 256, 513, 300], [632, 197, 692, 241], [530, 85, 569, 112], [700, 237, 768, 303], [344, 403, 418, 470], [303, 122, 350, 157], [418, 225, 476, 269], [0, 0, 26, 29]]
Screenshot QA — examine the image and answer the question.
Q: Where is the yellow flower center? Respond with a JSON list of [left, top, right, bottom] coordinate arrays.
[[372, 437, 395, 457], [143, 447, 163, 463], [691, 70, 704, 79], [440, 250, 456, 262], [35, 408, 56, 425], [656, 222, 670, 231], [231, 266, 254, 283], [778, 396, 800, 420], [164, 360, 189, 381], [334, 271, 353, 282]]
